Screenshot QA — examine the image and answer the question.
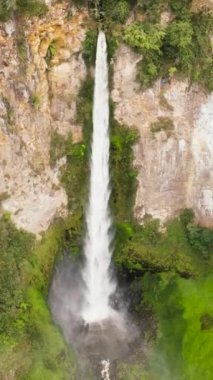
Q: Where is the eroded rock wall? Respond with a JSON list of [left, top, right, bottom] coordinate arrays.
[[0, 2, 88, 235], [112, 44, 213, 227], [1, 6, 212, 235]]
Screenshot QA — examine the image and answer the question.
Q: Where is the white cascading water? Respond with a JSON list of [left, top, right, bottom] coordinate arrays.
[[49, 31, 137, 380], [81, 31, 116, 323]]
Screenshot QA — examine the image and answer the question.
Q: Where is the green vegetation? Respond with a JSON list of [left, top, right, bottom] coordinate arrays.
[[0, 71, 94, 378], [60, 134, 88, 253], [117, 363, 151, 380], [0, 213, 78, 379], [0, 0, 47, 21], [136, 0, 167, 23], [122, 2, 213, 90], [110, 113, 213, 380], [124, 23, 165, 52], [3, 96, 14, 130], [150, 116, 174, 136], [169, 0, 192, 15], [60, 79, 93, 256], [101, 0, 131, 24], [0, 213, 34, 337], [17, 29, 28, 65], [16, 0, 47, 17], [124, 22, 166, 86], [49, 76, 93, 257], [114, 218, 198, 277], [30, 93, 41, 109], [159, 90, 174, 110], [45, 40, 57, 66], [109, 98, 212, 380], [110, 119, 138, 221], [61, 76, 93, 210], [108, 120, 213, 380], [140, 273, 213, 380], [109, 118, 208, 281], [82, 28, 98, 67], [82, 28, 120, 66], [49, 131, 68, 168], [0, 2, 213, 378], [180, 209, 213, 259], [110, 1, 130, 24], [0, 73, 94, 379], [0, 191, 9, 202], [83, 2, 213, 90], [72, 0, 86, 6]]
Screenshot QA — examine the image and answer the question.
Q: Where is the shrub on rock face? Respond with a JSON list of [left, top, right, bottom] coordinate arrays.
[[166, 20, 193, 50], [164, 19, 194, 73], [124, 23, 166, 53], [0, 0, 47, 20], [82, 29, 98, 66], [180, 209, 213, 259], [72, 0, 86, 5], [150, 117, 174, 137], [17, 0, 47, 17], [136, 0, 167, 23], [0, 0, 12, 20], [111, 0, 129, 23], [169, 0, 192, 13], [124, 23, 166, 87]]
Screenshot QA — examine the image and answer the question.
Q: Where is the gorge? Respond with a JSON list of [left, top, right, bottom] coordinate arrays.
[[0, 1, 213, 380]]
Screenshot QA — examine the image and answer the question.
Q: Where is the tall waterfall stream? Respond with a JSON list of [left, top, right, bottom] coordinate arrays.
[[49, 32, 138, 379], [81, 31, 116, 323]]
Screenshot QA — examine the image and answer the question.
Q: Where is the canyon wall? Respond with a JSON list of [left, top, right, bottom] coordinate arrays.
[[112, 44, 213, 227], [0, 2, 212, 235], [0, 2, 87, 235]]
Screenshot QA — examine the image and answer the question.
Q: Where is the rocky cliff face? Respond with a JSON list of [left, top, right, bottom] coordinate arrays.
[[112, 44, 213, 227], [0, 3, 212, 235], [0, 2, 88, 235]]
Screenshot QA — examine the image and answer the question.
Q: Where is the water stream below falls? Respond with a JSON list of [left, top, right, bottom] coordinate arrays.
[[49, 32, 138, 379]]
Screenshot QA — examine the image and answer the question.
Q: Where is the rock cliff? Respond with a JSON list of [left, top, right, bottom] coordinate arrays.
[[0, 2, 88, 235], [112, 44, 213, 227], [0, 2, 212, 235]]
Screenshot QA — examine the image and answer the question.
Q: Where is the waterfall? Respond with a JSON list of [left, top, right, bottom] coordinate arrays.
[[81, 31, 116, 323], [49, 32, 138, 380]]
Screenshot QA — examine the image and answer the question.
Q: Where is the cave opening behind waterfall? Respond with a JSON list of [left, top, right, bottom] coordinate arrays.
[[49, 31, 139, 379]]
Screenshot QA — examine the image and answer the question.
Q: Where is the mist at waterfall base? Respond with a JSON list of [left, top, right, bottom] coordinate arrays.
[[49, 257, 138, 376], [49, 32, 138, 377]]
